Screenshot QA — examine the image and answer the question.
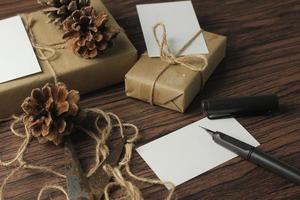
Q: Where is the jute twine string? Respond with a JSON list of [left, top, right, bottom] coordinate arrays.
[[0, 105, 176, 199], [37, 185, 69, 200], [81, 109, 175, 200], [0, 115, 66, 200], [81, 108, 113, 178], [101, 122, 175, 200], [149, 23, 208, 105], [1, 107, 176, 199], [0, 16, 176, 200], [24, 14, 66, 84], [103, 165, 143, 200], [0, 15, 67, 199]]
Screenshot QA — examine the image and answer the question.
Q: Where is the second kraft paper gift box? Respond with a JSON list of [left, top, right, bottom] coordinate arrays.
[[125, 32, 226, 112], [0, 0, 137, 119]]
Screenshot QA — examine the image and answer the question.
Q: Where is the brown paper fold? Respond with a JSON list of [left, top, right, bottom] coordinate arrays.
[[125, 31, 226, 112], [0, 0, 137, 118]]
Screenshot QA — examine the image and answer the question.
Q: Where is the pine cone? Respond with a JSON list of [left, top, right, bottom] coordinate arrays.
[[38, 0, 90, 27], [21, 82, 80, 145], [62, 6, 120, 59]]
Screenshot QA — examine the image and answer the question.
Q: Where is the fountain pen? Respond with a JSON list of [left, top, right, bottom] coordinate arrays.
[[200, 126, 300, 185]]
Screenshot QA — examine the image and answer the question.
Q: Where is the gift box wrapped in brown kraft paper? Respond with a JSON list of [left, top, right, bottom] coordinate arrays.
[[125, 31, 226, 112], [0, 0, 137, 119]]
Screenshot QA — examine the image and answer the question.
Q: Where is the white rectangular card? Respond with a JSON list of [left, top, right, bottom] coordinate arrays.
[[137, 1, 209, 57], [137, 117, 260, 187], [0, 16, 41, 84]]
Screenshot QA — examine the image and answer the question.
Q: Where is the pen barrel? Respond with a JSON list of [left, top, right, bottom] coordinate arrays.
[[212, 132, 300, 185], [249, 149, 300, 185], [202, 94, 279, 119], [213, 132, 253, 159]]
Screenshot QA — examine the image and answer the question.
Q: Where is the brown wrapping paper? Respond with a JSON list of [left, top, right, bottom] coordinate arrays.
[[125, 31, 226, 112], [0, 0, 137, 118]]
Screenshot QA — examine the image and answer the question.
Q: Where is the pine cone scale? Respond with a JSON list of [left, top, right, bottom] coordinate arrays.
[[57, 6, 67, 15], [62, 31, 79, 40], [89, 48, 97, 58], [31, 89, 45, 106], [57, 119, 67, 134], [44, 114, 52, 127], [68, 1, 77, 11], [22, 98, 38, 115], [67, 90, 80, 103], [97, 42, 108, 51], [94, 13, 108, 27], [68, 104, 79, 116], [43, 7, 59, 12], [56, 101, 69, 115], [57, 85, 68, 102], [31, 123, 43, 137], [42, 124, 50, 137], [46, 130, 57, 141]]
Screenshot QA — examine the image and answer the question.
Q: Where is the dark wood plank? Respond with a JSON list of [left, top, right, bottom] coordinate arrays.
[[0, 0, 299, 199]]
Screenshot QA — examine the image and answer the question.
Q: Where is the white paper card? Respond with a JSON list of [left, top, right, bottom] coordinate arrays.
[[137, 118, 260, 187], [137, 1, 209, 57], [0, 16, 41, 83]]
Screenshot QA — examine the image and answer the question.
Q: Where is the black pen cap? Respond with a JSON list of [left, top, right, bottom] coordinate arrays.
[[202, 94, 279, 119]]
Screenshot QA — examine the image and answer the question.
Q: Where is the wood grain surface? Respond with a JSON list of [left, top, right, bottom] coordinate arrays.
[[0, 0, 299, 199]]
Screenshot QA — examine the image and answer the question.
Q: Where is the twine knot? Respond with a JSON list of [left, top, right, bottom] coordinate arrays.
[[19, 161, 27, 168], [165, 54, 177, 65], [103, 165, 144, 200], [149, 23, 209, 105], [153, 23, 208, 70]]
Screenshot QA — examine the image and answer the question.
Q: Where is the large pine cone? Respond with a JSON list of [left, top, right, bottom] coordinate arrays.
[[38, 0, 90, 27], [62, 6, 120, 59], [21, 83, 80, 145]]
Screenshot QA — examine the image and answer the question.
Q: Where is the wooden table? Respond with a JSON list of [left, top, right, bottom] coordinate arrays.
[[0, 0, 299, 199]]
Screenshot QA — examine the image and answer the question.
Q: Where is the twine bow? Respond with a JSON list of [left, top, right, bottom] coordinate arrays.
[[149, 23, 208, 105]]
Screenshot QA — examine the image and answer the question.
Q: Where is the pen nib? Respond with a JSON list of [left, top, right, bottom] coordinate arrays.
[[199, 126, 215, 136]]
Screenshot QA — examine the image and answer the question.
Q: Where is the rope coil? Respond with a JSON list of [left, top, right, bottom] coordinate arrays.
[[0, 17, 176, 200], [0, 109, 175, 200]]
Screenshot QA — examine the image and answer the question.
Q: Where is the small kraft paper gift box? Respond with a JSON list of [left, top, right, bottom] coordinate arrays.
[[0, 0, 137, 119], [125, 31, 226, 112]]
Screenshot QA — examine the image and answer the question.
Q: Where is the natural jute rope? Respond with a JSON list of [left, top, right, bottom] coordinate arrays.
[[0, 16, 176, 200], [0, 109, 175, 200], [84, 108, 176, 200], [0, 115, 66, 200], [1, 13, 67, 199], [149, 23, 208, 105], [37, 185, 70, 200], [24, 14, 66, 84]]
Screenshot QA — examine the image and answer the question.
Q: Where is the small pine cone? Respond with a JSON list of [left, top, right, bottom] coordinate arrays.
[[38, 0, 90, 27], [21, 82, 80, 145], [62, 6, 120, 59]]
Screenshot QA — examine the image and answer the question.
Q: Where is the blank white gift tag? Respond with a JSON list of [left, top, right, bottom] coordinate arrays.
[[137, 1, 209, 57], [137, 117, 260, 187], [0, 16, 41, 84]]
